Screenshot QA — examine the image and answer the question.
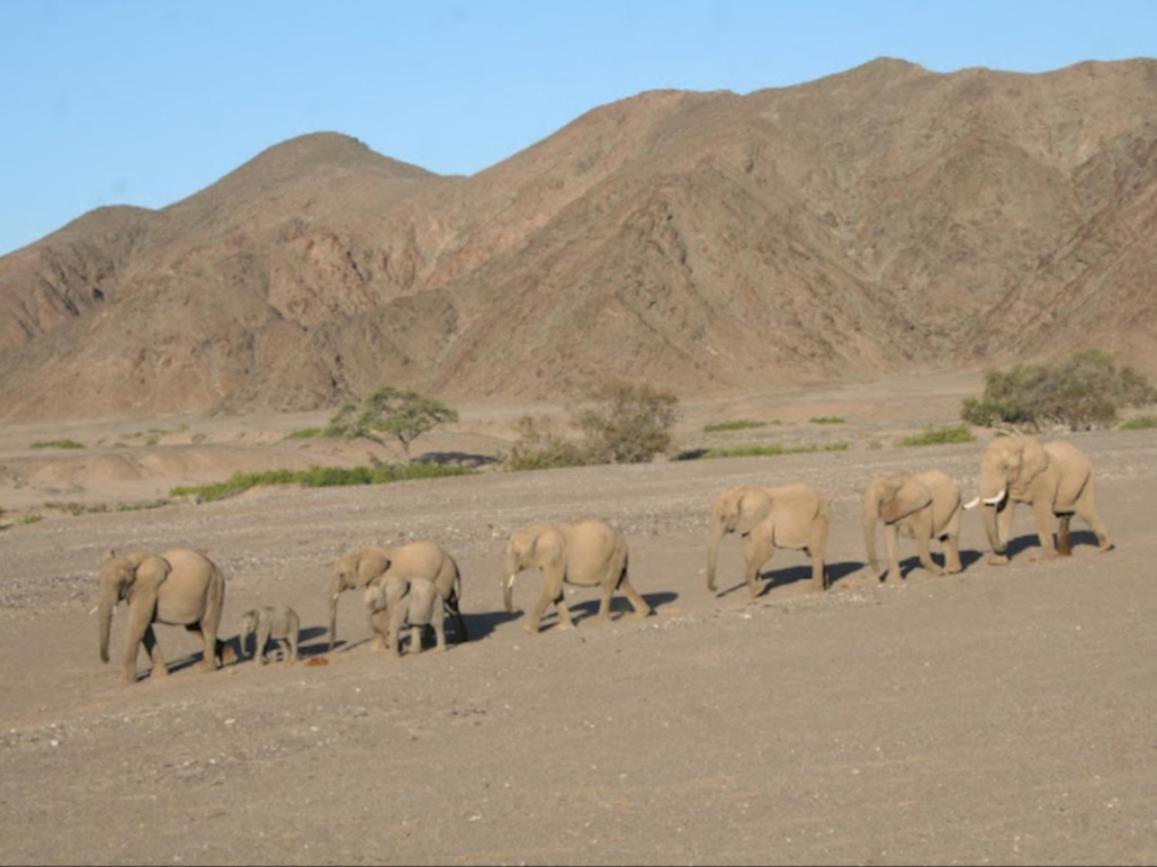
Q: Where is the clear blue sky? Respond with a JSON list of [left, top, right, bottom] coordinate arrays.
[[2, 0, 1154, 255]]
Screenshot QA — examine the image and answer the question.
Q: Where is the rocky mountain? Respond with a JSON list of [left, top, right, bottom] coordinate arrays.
[[2, 57, 1156, 421]]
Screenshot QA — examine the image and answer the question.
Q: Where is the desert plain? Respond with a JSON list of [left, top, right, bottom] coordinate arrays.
[[1, 371, 1155, 865]]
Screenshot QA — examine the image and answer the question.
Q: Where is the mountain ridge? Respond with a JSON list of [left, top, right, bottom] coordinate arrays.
[[2, 57, 1156, 421]]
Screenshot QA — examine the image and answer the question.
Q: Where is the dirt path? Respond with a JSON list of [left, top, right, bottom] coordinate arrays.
[[1, 429, 1155, 864]]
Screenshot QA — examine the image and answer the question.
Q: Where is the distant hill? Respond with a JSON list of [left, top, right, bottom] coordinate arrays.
[[2, 58, 1156, 421]]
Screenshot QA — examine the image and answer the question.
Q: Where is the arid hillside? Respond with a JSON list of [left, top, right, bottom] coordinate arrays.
[[2, 57, 1156, 422]]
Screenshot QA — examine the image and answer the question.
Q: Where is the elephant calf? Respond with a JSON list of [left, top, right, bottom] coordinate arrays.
[[504, 519, 652, 634], [863, 470, 963, 582], [364, 576, 446, 657], [706, 483, 830, 596], [239, 606, 300, 664]]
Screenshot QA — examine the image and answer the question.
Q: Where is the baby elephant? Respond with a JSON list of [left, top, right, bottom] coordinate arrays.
[[239, 606, 301, 664], [363, 576, 446, 658]]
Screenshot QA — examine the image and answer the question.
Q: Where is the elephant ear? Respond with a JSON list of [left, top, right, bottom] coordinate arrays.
[[1018, 437, 1049, 484], [532, 528, 566, 568], [881, 478, 932, 524], [131, 554, 171, 592], [356, 549, 391, 587], [734, 489, 769, 535]]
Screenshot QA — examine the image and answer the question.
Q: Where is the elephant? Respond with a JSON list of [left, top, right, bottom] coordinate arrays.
[[329, 541, 466, 650], [503, 519, 652, 634], [863, 470, 963, 582], [239, 606, 300, 664], [963, 435, 1112, 564], [97, 548, 232, 684], [363, 575, 446, 657], [706, 483, 830, 596]]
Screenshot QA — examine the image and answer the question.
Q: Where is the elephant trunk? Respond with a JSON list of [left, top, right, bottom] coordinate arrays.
[[328, 573, 343, 651], [706, 519, 725, 592], [502, 573, 517, 613], [980, 498, 1005, 555], [97, 585, 116, 663]]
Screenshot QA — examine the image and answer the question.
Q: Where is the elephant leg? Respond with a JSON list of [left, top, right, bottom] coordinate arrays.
[[141, 625, 167, 679], [288, 631, 299, 663], [369, 609, 390, 652], [408, 624, 422, 655], [121, 600, 156, 683], [595, 582, 615, 622], [914, 516, 942, 577], [1057, 515, 1072, 556], [257, 624, 271, 665], [387, 606, 405, 659], [1075, 479, 1112, 551], [884, 523, 902, 582], [809, 512, 830, 592], [742, 533, 773, 598], [618, 578, 653, 619], [448, 601, 469, 643], [1031, 498, 1058, 560], [944, 508, 963, 573], [432, 606, 446, 652]]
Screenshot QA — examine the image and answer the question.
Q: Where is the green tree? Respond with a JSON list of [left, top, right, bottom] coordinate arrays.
[[326, 387, 459, 457]]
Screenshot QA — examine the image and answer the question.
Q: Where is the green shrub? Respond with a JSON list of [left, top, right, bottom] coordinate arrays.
[[573, 381, 679, 464], [696, 442, 849, 460], [898, 425, 976, 447], [170, 463, 472, 502], [286, 427, 326, 440], [703, 419, 767, 433], [1120, 415, 1157, 431], [30, 439, 85, 450], [962, 350, 1157, 431], [19, 514, 43, 525], [809, 416, 846, 425]]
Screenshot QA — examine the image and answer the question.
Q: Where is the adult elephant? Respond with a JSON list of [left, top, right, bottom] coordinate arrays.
[[706, 483, 830, 596], [97, 548, 231, 684], [963, 435, 1112, 564], [503, 519, 652, 633], [329, 542, 466, 650], [863, 470, 963, 582]]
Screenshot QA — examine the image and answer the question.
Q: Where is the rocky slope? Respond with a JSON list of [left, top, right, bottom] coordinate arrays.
[[2, 57, 1155, 421]]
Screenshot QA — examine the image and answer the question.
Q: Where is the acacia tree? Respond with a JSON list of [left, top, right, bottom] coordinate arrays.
[[326, 387, 459, 457]]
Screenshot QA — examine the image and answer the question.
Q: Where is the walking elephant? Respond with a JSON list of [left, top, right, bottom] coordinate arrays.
[[706, 483, 830, 596], [329, 541, 466, 650], [503, 519, 652, 634], [364, 574, 448, 657], [963, 435, 1112, 564], [863, 470, 963, 582], [97, 548, 232, 684]]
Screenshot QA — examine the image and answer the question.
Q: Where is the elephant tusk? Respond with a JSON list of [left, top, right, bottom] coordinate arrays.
[[983, 488, 1007, 506], [331, 592, 341, 601], [963, 497, 980, 510], [506, 573, 517, 590]]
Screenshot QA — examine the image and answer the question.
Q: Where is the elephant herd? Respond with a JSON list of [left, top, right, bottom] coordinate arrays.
[[96, 434, 1113, 685]]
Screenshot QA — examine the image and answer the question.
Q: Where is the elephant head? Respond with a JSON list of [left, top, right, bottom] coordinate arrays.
[[97, 549, 171, 664], [502, 527, 563, 612], [706, 487, 772, 592], [964, 436, 1050, 552], [862, 476, 933, 575], [328, 548, 390, 649]]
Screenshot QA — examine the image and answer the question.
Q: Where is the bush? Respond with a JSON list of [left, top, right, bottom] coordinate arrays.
[[286, 427, 325, 440], [325, 387, 458, 456], [30, 439, 84, 450], [809, 416, 846, 425], [1120, 415, 1157, 431], [898, 425, 976, 447], [703, 420, 767, 433], [506, 416, 591, 471], [962, 350, 1157, 431], [170, 463, 473, 502], [573, 381, 679, 464], [690, 442, 849, 460]]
